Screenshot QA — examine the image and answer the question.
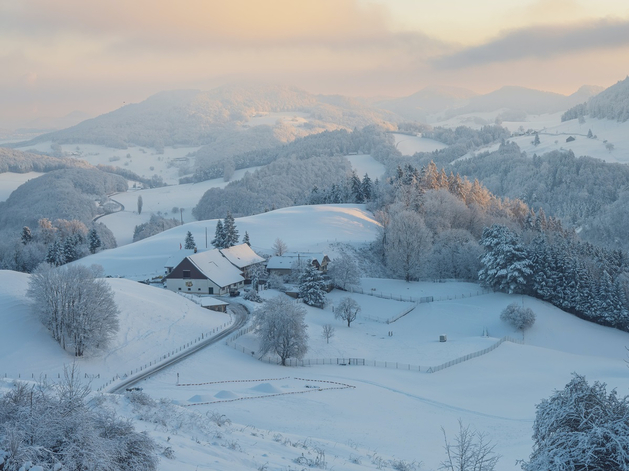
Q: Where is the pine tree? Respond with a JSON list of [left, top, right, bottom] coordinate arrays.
[[361, 173, 373, 202], [21, 226, 32, 245], [211, 220, 225, 249], [63, 235, 80, 263], [299, 264, 327, 308], [350, 170, 363, 203], [533, 132, 540, 146], [223, 212, 239, 247], [137, 195, 143, 214], [184, 231, 196, 250], [88, 228, 102, 254], [243, 231, 251, 246], [478, 225, 532, 294], [45, 239, 66, 267]]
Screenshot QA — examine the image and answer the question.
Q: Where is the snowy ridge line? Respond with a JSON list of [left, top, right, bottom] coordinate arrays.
[[177, 377, 290, 387], [181, 378, 355, 407], [96, 320, 232, 392], [426, 336, 523, 373]]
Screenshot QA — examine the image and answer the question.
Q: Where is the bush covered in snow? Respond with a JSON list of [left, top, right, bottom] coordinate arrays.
[[522, 374, 629, 471], [0, 367, 158, 471], [500, 303, 536, 332]]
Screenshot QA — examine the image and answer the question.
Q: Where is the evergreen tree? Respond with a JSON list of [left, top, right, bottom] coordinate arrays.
[[137, 195, 143, 214], [184, 231, 196, 250], [45, 239, 66, 267], [243, 231, 251, 246], [211, 220, 226, 249], [223, 212, 239, 247], [533, 132, 540, 146], [63, 235, 80, 263], [350, 170, 364, 203], [298, 264, 327, 308], [88, 228, 102, 254], [478, 224, 532, 294], [361, 173, 373, 202], [587, 128, 593, 138], [21, 226, 32, 245]]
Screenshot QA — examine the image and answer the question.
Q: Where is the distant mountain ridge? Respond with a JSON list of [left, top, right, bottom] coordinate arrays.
[[9, 84, 401, 150], [376, 85, 477, 121], [563, 77, 629, 122]]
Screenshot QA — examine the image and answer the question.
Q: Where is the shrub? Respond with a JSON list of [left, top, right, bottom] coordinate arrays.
[[500, 303, 536, 332]]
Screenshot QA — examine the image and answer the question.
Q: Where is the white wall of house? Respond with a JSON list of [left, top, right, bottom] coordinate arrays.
[[165, 278, 244, 295]]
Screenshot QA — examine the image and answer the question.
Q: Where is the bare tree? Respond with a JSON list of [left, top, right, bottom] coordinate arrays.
[[322, 324, 335, 344], [272, 238, 288, 256], [327, 252, 360, 290], [440, 420, 500, 471], [27, 263, 120, 356], [385, 207, 432, 282], [335, 297, 360, 327], [254, 295, 308, 366]]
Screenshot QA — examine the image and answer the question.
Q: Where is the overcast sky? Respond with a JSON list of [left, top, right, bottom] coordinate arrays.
[[1, 0, 628, 126]]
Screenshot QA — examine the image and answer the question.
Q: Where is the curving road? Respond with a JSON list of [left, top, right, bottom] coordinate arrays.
[[108, 301, 249, 394]]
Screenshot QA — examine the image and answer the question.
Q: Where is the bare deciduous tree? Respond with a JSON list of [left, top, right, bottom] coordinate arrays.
[[335, 297, 360, 327], [440, 420, 500, 471], [327, 252, 360, 290], [272, 238, 288, 256], [27, 263, 120, 356], [254, 295, 308, 366], [322, 324, 335, 344]]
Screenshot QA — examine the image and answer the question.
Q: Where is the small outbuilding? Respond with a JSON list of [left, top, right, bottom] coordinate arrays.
[[266, 252, 330, 277]]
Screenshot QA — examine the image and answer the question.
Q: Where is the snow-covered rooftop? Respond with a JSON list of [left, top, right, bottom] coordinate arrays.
[[220, 243, 265, 269], [199, 296, 229, 308], [187, 249, 244, 287], [267, 252, 326, 270], [164, 249, 198, 269]]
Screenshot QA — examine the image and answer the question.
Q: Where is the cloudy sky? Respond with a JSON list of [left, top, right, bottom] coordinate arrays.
[[1, 0, 628, 126]]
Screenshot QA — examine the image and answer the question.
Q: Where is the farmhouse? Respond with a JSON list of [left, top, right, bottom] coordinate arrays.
[[266, 252, 330, 277], [164, 249, 245, 295], [164, 244, 265, 295]]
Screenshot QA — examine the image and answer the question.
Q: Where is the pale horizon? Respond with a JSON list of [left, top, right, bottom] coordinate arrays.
[[1, 0, 628, 127]]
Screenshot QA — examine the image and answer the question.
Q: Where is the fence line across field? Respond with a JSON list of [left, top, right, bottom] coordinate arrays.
[[226, 335, 524, 374], [347, 285, 493, 305]]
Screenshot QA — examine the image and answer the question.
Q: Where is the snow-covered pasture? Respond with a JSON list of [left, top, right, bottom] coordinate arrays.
[[0, 270, 230, 390], [76, 205, 381, 280], [98, 166, 262, 246], [452, 113, 629, 164], [392, 132, 448, 155], [14, 141, 201, 184], [0, 171, 43, 202], [344, 153, 386, 179], [139, 288, 629, 471]]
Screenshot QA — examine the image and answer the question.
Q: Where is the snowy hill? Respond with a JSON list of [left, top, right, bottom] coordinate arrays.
[[75, 204, 381, 279], [0, 270, 231, 388]]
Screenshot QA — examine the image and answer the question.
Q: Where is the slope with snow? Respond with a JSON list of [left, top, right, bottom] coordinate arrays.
[[0, 171, 43, 202], [0, 271, 230, 389], [392, 132, 448, 155], [75, 204, 381, 280]]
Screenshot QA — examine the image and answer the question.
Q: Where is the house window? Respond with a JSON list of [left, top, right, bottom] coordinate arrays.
[[188, 288, 191, 291], [198, 288, 201, 291], [209, 287, 214, 294], [183, 270, 191, 278], [178, 288, 181, 291]]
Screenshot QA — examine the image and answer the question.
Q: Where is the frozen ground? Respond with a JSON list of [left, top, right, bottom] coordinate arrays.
[[392, 132, 448, 155], [98, 166, 261, 246], [14, 141, 201, 184], [0, 171, 43, 201]]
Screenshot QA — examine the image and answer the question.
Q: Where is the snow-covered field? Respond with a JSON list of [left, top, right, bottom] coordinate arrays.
[[244, 111, 310, 127], [0, 271, 231, 388], [443, 112, 629, 164], [98, 166, 261, 246], [345, 153, 386, 179], [137, 287, 629, 471], [14, 141, 201, 184], [392, 132, 448, 155], [3, 205, 629, 470], [77, 204, 380, 280], [0, 171, 43, 201]]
